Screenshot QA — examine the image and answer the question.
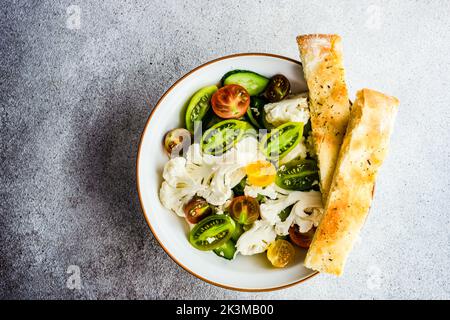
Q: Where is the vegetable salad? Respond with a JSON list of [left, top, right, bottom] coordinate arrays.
[[159, 70, 324, 267]]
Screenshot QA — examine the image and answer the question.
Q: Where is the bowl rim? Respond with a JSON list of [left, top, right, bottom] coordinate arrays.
[[136, 52, 319, 292]]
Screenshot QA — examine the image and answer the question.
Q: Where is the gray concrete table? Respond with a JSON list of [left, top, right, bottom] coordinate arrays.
[[1, 0, 449, 299]]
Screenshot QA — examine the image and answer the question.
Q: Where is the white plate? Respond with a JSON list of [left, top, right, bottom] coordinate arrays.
[[137, 53, 318, 291]]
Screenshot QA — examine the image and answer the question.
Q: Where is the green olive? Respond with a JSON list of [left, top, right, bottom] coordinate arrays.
[[264, 74, 291, 102]]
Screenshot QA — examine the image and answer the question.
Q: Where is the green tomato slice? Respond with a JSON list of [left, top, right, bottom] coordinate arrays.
[[189, 214, 236, 251], [260, 122, 303, 160], [185, 85, 218, 133], [201, 119, 255, 155], [275, 159, 319, 191]]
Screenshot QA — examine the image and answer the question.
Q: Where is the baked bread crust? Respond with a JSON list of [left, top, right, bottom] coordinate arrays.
[[304, 89, 399, 275], [297, 34, 351, 203]]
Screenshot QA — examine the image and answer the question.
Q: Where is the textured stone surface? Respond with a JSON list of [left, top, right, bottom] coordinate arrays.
[[1, 0, 449, 299]]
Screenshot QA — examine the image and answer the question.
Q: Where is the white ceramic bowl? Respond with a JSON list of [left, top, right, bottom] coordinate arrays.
[[137, 53, 318, 291]]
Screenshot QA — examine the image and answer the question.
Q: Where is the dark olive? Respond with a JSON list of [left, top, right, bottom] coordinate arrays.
[[264, 74, 291, 102], [183, 196, 212, 224]]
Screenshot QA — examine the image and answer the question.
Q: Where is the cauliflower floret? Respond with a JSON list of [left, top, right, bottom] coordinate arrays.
[[223, 136, 265, 165], [199, 164, 246, 205], [259, 189, 307, 225], [274, 191, 323, 235], [215, 199, 232, 215], [162, 157, 194, 187], [259, 188, 323, 236], [264, 93, 309, 127], [159, 157, 206, 216], [198, 137, 261, 205], [160, 137, 263, 214], [159, 183, 180, 216], [236, 220, 277, 255], [185, 143, 217, 183], [294, 207, 324, 233], [185, 143, 241, 205], [186, 143, 214, 164], [244, 183, 278, 200]]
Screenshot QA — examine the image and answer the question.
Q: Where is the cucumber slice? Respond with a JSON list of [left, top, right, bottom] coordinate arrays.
[[221, 70, 269, 96], [185, 85, 218, 133], [260, 122, 303, 161], [213, 240, 237, 260], [275, 159, 319, 191]]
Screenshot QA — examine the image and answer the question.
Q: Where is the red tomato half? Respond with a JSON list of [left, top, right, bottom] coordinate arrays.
[[211, 84, 250, 119]]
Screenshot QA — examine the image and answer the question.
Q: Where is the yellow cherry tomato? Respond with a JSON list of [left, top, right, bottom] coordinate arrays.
[[267, 239, 295, 268], [245, 160, 276, 187]]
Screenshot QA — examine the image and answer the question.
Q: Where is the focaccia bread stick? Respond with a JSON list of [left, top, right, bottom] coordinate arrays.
[[297, 34, 351, 203], [304, 89, 399, 275]]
